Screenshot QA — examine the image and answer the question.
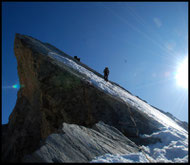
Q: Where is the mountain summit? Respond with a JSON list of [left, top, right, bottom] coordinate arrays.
[[2, 34, 188, 163]]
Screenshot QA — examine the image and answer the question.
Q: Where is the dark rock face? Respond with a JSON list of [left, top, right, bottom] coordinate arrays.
[[2, 34, 163, 162]]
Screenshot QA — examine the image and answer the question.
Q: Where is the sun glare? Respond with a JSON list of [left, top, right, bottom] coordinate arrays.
[[175, 56, 188, 89]]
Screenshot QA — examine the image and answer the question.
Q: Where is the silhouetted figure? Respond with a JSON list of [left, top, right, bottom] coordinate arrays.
[[74, 56, 80, 62], [103, 67, 109, 81]]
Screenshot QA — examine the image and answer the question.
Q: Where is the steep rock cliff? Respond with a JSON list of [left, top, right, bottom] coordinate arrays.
[[2, 34, 164, 162]]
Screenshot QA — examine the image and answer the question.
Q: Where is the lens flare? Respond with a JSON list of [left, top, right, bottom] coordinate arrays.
[[12, 84, 24, 89], [12, 84, 19, 89]]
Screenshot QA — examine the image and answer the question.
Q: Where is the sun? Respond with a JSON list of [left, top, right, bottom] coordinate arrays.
[[175, 56, 188, 89]]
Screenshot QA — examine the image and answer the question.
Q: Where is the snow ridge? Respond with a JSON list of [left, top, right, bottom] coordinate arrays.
[[47, 52, 186, 133], [45, 51, 188, 163]]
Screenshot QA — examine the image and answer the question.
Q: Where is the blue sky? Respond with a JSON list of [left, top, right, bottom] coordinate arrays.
[[2, 2, 188, 124]]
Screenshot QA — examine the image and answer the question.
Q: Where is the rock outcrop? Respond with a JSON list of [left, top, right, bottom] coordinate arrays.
[[23, 121, 139, 163], [2, 34, 164, 162]]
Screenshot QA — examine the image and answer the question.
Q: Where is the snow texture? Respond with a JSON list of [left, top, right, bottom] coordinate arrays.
[[91, 153, 149, 163], [27, 45, 188, 163]]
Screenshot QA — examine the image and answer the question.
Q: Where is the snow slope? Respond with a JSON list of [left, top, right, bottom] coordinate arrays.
[[20, 34, 187, 163], [47, 52, 186, 133], [46, 51, 188, 163]]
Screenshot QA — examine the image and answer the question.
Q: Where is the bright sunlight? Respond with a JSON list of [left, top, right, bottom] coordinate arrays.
[[175, 56, 188, 89]]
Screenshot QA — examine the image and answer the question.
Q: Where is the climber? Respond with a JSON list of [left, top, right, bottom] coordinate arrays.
[[74, 56, 80, 62], [103, 67, 109, 81]]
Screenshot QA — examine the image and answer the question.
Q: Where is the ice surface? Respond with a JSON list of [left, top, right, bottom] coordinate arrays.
[[91, 153, 150, 163]]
